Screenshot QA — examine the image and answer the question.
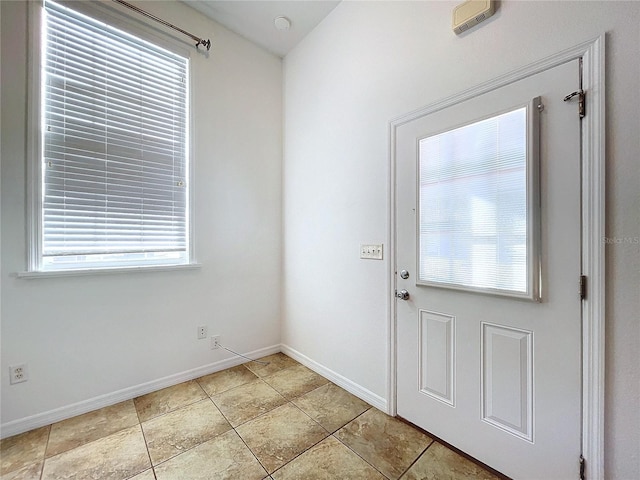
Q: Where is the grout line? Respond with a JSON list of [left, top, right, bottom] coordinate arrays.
[[222, 368, 332, 477], [324, 405, 373, 436], [209, 378, 289, 429], [137, 396, 212, 425], [287, 402, 331, 436], [191, 378, 208, 397], [139, 396, 238, 472], [206, 375, 266, 400], [137, 418, 155, 475], [396, 439, 434, 479], [149, 428, 235, 472], [208, 397, 236, 427], [268, 429, 330, 478], [330, 431, 391, 480], [41, 401, 141, 461], [233, 423, 270, 477], [328, 409, 393, 480], [287, 381, 373, 435], [266, 400, 331, 477], [40, 424, 53, 480], [289, 395, 329, 429], [133, 398, 158, 478], [133, 398, 144, 426], [194, 358, 304, 476], [135, 383, 211, 424], [258, 364, 331, 401]]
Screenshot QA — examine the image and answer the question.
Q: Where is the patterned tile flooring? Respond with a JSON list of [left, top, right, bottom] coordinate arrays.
[[1, 353, 500, 479]]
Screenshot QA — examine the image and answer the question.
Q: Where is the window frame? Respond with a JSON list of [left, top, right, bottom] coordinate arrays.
[[25, 0, 197, 277], [414, 98, 542, 301]]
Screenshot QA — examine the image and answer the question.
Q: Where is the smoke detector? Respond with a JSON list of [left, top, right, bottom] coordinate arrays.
[[274, 16, 291, 31], [452, 0, 495, 34]]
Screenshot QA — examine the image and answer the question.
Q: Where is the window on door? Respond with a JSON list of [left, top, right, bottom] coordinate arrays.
[[417, 102, 540, 300], [31, 0, 191, 272]]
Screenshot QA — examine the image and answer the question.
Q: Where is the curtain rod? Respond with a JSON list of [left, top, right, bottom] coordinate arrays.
[[112, 0, 211, 50]]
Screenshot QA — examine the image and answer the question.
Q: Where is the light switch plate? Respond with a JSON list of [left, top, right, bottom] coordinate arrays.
[[360, 244, 383, 260]]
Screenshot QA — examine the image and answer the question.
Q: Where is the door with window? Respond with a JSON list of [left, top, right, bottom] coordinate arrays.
[[395, 60, 582, 479]]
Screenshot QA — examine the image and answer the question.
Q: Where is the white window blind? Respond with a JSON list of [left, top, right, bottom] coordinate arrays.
[[418, 107, 532, 295], [41, 0, 189, 270]]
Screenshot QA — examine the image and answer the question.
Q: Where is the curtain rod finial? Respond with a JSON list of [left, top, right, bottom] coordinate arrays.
[[197, 39, 211, 51]]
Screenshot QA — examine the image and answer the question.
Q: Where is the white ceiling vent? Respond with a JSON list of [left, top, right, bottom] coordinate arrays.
[[452, 0, 495, 35]]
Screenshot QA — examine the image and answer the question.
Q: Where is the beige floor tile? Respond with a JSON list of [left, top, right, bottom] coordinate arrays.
[[236, 403, 328, 474], [142, 398, 231, 465], [335, 408, 432, 480], [46, 400, 139, 457], [262, 364, 329, 399], [0, 362, 501, 480], [154, 429, 267, 480], [272, 436, 386, 480], [293, 383, 371, 432], [134, 380, 207, 422], [0, 426, 49, 476], [212, 379, 287, 427], [400, 442, 501, 480], [197, 365, 258, 396], [128, 469, 156, 480], [244, 353, 299, 377], [41, 425, 149, 480], [0, 462, 43, 480]]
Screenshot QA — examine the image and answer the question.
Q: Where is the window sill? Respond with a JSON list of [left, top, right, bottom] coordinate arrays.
[[17, 263, 201, 279]]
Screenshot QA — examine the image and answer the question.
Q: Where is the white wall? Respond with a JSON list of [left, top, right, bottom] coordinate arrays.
[[0, 0, 282, 432], [282, 1, 639, 478]]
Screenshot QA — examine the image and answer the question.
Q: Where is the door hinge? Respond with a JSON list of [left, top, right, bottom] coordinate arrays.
[[579, 454, 585, 480], [580, 275, 587, 300], [564, 89, 586, 119]]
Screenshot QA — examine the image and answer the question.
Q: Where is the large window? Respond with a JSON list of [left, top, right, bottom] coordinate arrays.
[[418, 103, 540, 300], [33, 0, 190, 272]]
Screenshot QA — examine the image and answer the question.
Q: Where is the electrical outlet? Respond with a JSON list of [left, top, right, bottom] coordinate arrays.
[[10, 364, 28, 384], [197, 325, 207, 340], [211, 335, 220, 350]]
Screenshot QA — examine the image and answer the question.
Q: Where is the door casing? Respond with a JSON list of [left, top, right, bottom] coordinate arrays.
[[387, 35, 605, 479]]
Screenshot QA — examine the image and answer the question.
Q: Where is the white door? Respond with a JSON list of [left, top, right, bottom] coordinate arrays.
[[396, 60, 582, 479]]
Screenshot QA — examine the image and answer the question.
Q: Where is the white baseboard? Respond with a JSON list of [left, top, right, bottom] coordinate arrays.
[[0, 344, 281, 439], [280, 344, 388, 413], [1, 343, 387, 439]]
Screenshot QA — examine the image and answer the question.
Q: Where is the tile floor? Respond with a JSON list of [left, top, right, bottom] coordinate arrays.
[[1, 353, 501, 480]]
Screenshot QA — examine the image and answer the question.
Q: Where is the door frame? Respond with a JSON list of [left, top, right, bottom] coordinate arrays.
[[387, 36, 605, 478]]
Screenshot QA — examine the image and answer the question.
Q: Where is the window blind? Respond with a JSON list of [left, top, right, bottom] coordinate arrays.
[[418, 107, 529, 294], [42, 0, 189, 270]]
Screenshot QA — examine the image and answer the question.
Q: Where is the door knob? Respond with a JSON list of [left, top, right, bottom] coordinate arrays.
[[396, 289, 410, 300]]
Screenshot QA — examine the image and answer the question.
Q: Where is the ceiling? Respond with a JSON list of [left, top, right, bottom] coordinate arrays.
[[182, 1, 341, 57]]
